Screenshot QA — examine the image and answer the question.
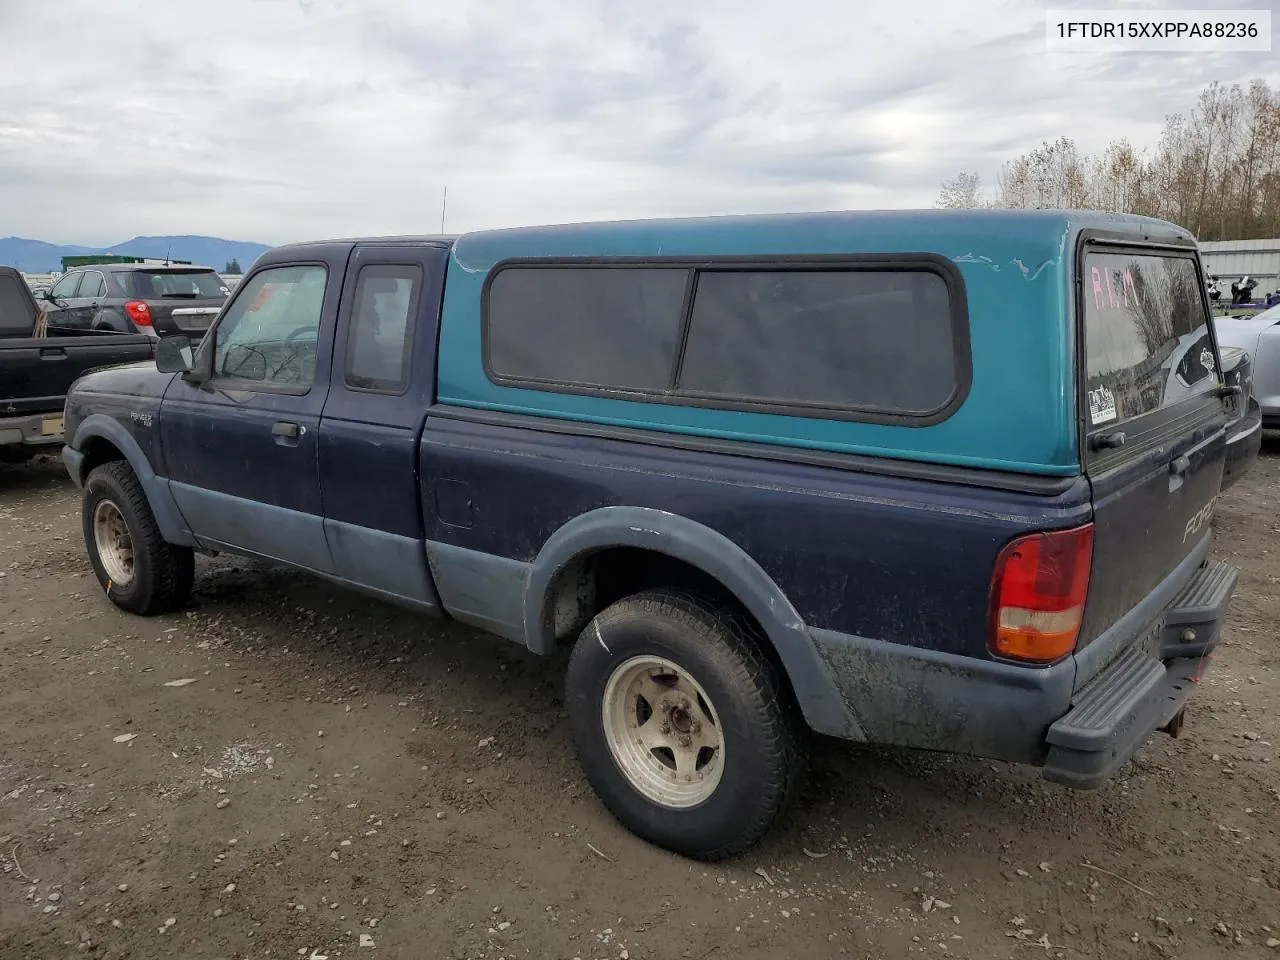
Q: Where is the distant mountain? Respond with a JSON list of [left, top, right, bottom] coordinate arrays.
[[0, 238, 97, 272], [0, 235, 272, 274]]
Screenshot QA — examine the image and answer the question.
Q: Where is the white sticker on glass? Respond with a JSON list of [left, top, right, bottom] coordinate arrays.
[[1088, 384, 1118, 425]]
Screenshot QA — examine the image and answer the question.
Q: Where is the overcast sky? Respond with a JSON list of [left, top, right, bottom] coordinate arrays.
[[1, 0, 1277, 246]]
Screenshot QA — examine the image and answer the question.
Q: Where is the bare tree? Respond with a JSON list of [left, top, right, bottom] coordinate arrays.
[[978, 79, 1280, 240], [996, 138, 1090, 209], [935, 171, 985, 208]]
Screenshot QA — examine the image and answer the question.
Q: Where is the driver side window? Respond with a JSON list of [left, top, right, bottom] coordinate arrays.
[[212, 265, 327, 389]]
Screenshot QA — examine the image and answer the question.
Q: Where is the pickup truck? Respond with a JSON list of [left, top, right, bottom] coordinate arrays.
[[0, 266, 153, 462], [60, 212, 1249, 859]]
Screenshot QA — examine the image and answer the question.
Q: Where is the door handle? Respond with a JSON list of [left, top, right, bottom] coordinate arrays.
[[1170, 454, 1191, 476], [272, 421, 303, 439], [39, 346, 67, 359]]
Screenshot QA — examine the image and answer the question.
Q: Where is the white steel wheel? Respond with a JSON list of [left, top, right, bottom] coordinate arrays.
[[601, 655, 725, 808], [93, 499, 135, 586]]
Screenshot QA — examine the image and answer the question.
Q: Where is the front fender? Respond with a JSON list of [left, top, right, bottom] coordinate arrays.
[[525, 506, 863, 740], [67, 413, 194, 546]]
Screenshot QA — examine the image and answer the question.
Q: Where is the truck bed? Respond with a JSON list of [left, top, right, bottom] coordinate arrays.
[[1, 335, 155, 418]]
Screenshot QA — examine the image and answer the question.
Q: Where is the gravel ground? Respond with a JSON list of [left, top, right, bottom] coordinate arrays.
[[1, 446, 1278, 960]]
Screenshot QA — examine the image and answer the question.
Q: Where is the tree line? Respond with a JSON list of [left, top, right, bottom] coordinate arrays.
[[936, 79, 1280, 241]]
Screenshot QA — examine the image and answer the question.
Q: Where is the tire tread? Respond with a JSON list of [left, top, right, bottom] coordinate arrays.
[[568, 587, 807, 860], [84, 461, 194, 615]]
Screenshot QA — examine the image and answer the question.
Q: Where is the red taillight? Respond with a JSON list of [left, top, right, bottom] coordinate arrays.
[[989, 524, 1094, 663], [124, 301, 152, 328]]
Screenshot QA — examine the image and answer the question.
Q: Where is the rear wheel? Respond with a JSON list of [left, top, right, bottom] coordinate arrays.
[[566, 589, 807, 860], [82, 461, 194, 615]]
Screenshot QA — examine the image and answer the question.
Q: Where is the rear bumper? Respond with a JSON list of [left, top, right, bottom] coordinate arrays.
[[1257, 391, 1280, 429], [808, 545, 1236, 784], [1042, 558, 1236, 788], [1222, 398, 1263, 491], [0, 412, 66, 447]]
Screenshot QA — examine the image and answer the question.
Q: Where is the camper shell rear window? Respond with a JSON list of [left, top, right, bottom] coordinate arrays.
[[1081, 248, 1215, 428]]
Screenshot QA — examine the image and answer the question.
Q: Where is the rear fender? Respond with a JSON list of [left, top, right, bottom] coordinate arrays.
[[525, 505, 863, 740], [91, 308, 132, 333]]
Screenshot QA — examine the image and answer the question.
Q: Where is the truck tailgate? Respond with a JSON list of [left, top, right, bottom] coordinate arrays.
[[0, 335, 154, 416], [1076, 246, 1231, 661]]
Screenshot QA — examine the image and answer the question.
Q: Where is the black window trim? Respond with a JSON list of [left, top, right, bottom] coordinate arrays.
[[204, 260, 330, 398], [1072, 232, 1228, 470], [479, 253, 972, 428], [341, 261, 425, 397]]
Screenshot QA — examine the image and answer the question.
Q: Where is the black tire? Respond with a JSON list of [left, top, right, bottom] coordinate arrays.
[[82, 461, 194, 615], [566, 589, 807, 860]]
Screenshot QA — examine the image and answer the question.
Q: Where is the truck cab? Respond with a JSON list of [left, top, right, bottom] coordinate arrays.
[[60, 212, 1248, 860]]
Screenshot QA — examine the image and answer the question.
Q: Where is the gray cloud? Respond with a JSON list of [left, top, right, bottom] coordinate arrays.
[[0, 0, 1277, 246]]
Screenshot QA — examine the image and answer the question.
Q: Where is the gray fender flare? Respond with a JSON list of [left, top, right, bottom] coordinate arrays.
[[524, 506, 862, 739], [68, 413, 195, 547]]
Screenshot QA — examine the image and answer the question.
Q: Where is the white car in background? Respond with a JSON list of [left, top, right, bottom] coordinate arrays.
[[1216, 304, 1280, 431]]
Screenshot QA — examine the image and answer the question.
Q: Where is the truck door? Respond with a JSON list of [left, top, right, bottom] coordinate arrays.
[[316, 241, 450, 608], [159, 258, 341, 571], [1076, 243, 1232, 659]]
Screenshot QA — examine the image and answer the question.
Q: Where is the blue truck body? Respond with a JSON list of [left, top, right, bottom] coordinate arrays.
[[61, 210, 1249, 855]]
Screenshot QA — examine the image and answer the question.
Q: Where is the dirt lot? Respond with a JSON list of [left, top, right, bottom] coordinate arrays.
[[1, 448, 1278, 960]]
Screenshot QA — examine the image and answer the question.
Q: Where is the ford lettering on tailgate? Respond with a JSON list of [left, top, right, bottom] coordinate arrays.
[[1183, 496, 1216, 543]]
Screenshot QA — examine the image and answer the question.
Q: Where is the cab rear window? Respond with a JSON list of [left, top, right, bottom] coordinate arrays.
[[1082, 250, 1214, 427]]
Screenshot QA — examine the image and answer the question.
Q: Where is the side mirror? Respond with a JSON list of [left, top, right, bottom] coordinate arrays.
[[41, 290, 56, 303], [155, 335, 195, 374]]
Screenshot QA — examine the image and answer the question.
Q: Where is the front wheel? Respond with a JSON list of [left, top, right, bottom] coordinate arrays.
[[82, 461, 194, 615], [566, 590, 807, 860]]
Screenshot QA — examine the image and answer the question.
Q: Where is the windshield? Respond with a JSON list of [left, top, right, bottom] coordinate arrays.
[[130, 270, 228, 299]]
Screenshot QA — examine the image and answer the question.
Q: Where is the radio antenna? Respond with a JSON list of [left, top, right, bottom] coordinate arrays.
[[440, 186, 448, 234]]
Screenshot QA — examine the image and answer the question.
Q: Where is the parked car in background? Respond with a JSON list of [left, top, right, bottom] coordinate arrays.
[[62, 211, 1243, 859], [1154, 328, 1262, 488], [1216, 303, 1280, 431], [1, 266, 152, 463], [38, 263, 229, 338]]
